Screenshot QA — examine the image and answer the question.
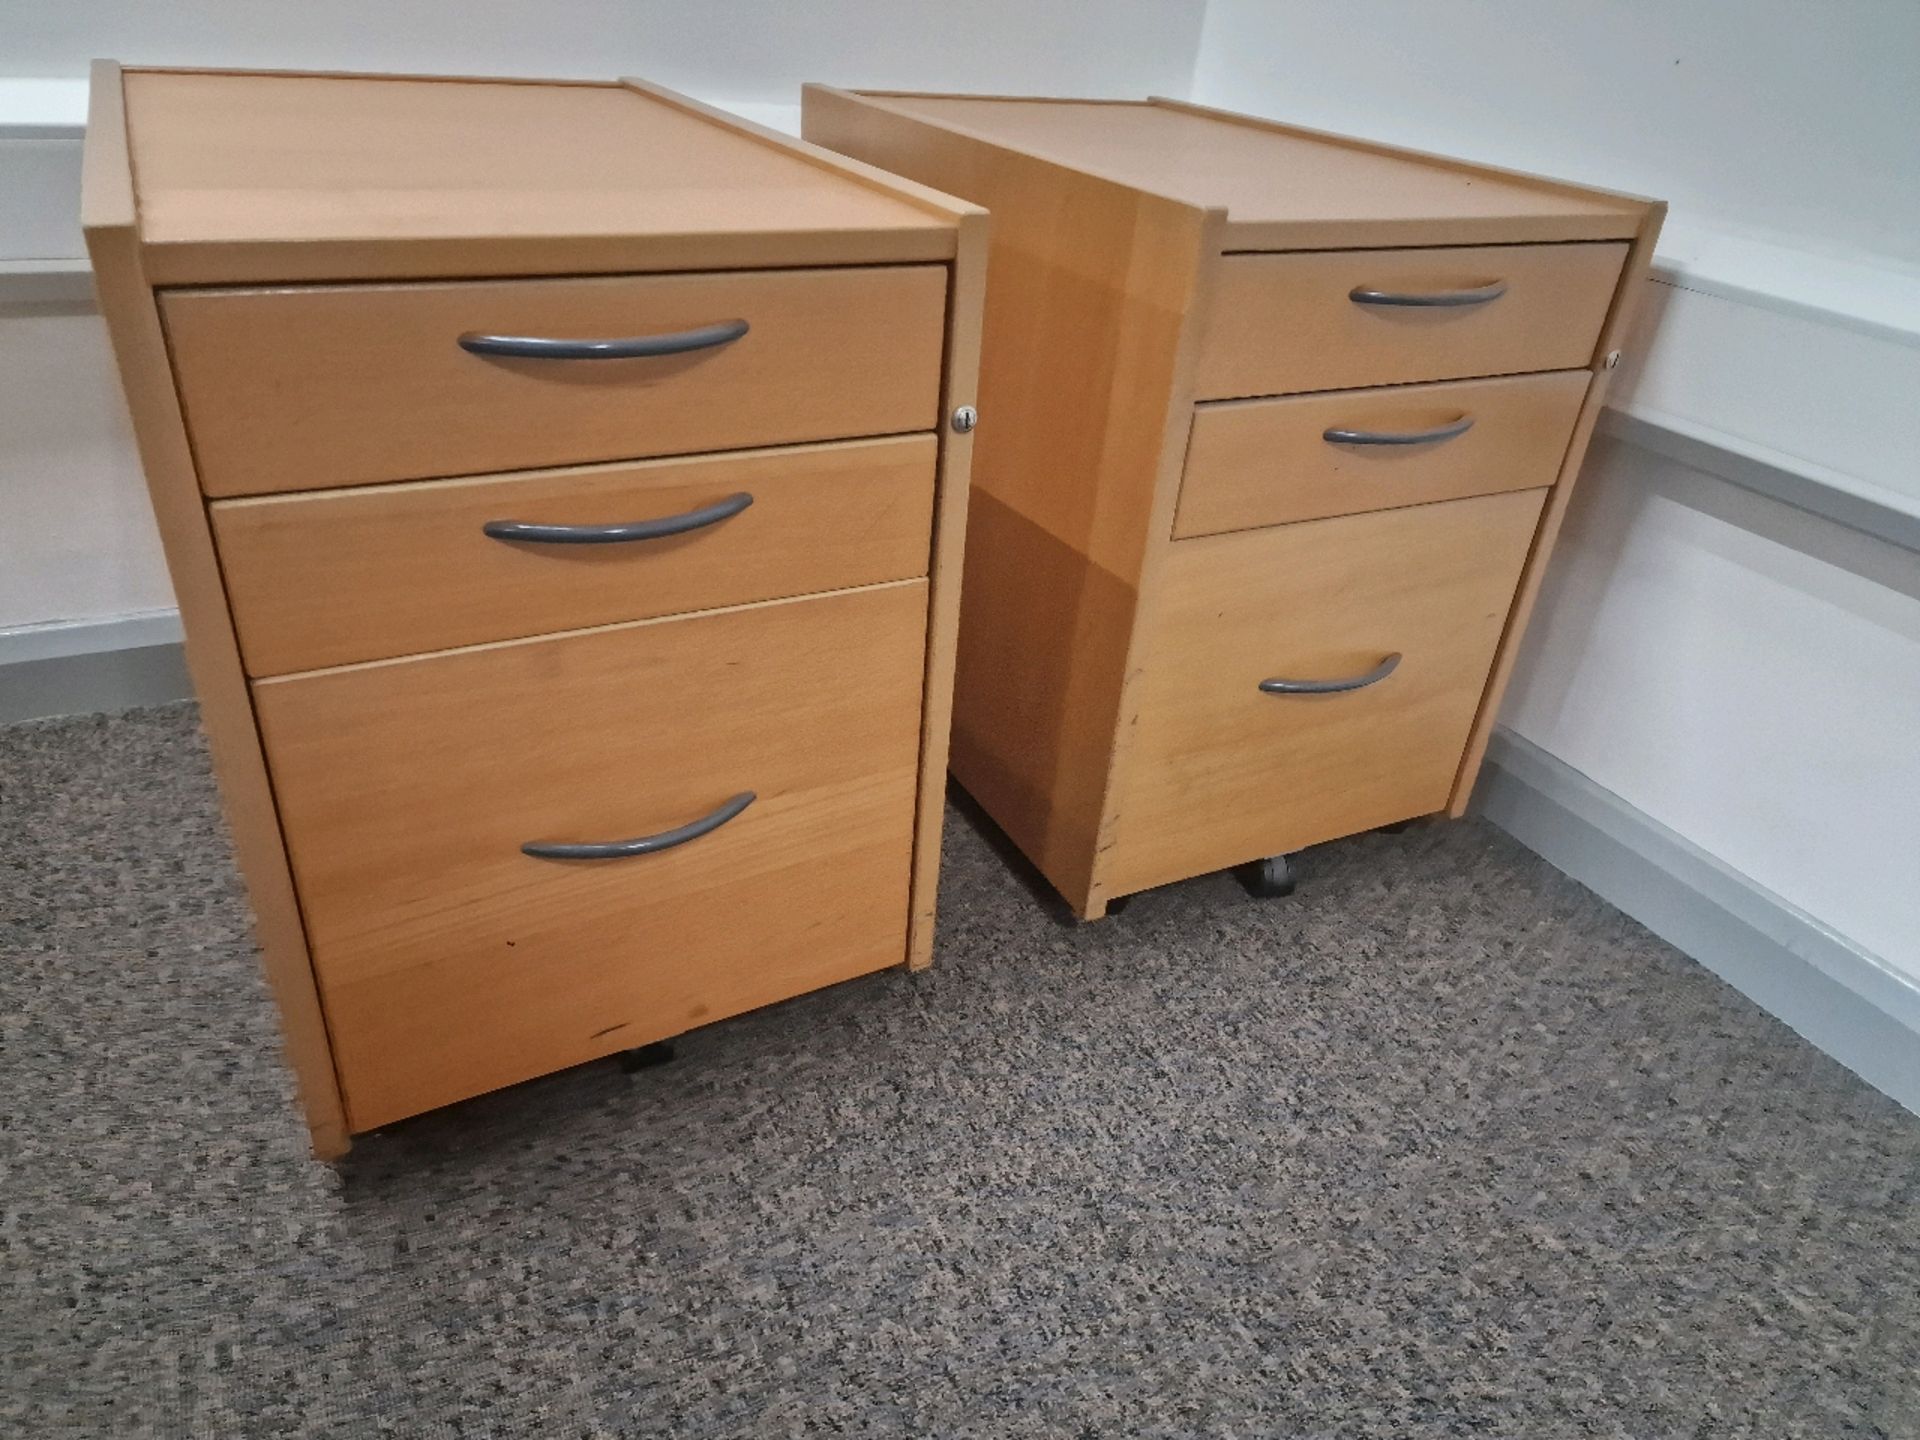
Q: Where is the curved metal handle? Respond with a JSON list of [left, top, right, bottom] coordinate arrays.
[[1323, 417, 1475, 447], [483, 492, 753, 546], [1349, 281, 1508, 308], [521, 792, 755, 860], [457, 318, 749, 361], [1259, 653, 1402, 695]]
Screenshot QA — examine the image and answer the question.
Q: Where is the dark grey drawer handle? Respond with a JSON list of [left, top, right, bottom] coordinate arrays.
[[1324, 417, 1475, 447], [1349, 281, 1508, 308], [483, 492, 753, 546], [521, 792, 755, 861], [457, 318, 749, 361], [1260, 653, 1402, 695]]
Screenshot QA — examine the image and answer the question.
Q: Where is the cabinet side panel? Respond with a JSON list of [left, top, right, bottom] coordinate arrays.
[[803, 87, 1213, 915], [1446, 201, 1667, 814], [81, 61, 350, 1158], [905, 214, 986, 969]]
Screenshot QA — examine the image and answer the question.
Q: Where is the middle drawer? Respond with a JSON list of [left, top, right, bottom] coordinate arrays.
[[1177, 370, 1587, 537], [213, 434, 937, 675]]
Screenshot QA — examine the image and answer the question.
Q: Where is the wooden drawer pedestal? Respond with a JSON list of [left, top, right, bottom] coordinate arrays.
[[85, 65, 984, 1155], [804, 88, 1663, 918]]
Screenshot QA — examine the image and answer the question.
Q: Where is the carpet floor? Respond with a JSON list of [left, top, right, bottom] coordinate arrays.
[[3, 704, 1916, 1438]]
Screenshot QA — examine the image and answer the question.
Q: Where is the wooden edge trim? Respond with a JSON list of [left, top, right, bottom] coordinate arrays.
[[623, 79, 980, 227], [904, 212, 987, 969], [1147, 96, 1661, 213], [82, 67, 352, 1159], [252, 578, 927, 684], [119, 63, 612, 88], [1597, 200, 1670, 357], [1444, 202, 1668, 816], [80, 61, 134, 233], [1082, 206, 1231, 916], [815, 86, 1211, 215], [138, 230, 960, 289], [849, 89, 1145, 106], [846, 87, 1656, 217], [1216, 216, 1644, 250], [211, 432, 936, 511]]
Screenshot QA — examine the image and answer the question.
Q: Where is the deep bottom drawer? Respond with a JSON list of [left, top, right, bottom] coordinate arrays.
[[1104, 490, 1545, 897], [253, 580, 929, 1129]]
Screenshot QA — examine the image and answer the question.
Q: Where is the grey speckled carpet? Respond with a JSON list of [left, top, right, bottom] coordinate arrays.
[[3, 705, 1917, 1439]]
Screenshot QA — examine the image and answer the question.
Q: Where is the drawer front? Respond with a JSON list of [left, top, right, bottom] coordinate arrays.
[[164, 265, 949, 497], [1105, 490, 1545, 897], [1177, 370, 1588, 537], [1196, 242, 1625, 399], [254, 581, 928, 1129], [215, 434, 937, 675]]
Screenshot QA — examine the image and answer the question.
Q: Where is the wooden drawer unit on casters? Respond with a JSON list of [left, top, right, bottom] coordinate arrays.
[[84, 64, 984, 1157], [803, 88, 1662, 918]]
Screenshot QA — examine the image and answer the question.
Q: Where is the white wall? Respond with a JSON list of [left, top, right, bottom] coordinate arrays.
[[1504, 441, 1920, 971], [1193, 0, 1920, 986], [0, 306, 170, 631], [10, 2, 1207, 104], [1192, 0, 1920, 268]]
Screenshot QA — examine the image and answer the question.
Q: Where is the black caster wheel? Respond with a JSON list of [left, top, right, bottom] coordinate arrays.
[[619, 1040, 677, 1072], [1377, 819, 1414, 834], [1236, 853, 1297, 899], [1104, 894, 1134, 917]]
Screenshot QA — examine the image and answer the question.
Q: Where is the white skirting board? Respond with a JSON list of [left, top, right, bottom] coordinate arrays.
[[0, 612, 190, 725], [1477, 726, 1920, 1115]]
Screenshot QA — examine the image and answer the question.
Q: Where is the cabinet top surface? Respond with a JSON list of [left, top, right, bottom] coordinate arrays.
[[110, 70, 958, 282], [858, 94, 1647, 246]]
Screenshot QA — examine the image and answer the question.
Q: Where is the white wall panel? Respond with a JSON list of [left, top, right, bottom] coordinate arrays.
[[1193, 0, 1920, 267], [11, 2, 1207, 105], [1503, 440, 1920, 976], [0, 309, 172, 631]]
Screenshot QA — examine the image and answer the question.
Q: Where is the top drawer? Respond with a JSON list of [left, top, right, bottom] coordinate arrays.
[[162, 265, 949, 497], [1195, 242, 1626, 400]]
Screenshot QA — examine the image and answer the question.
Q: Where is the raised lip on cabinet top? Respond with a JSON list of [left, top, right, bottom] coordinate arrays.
[[91, 65, 979, 286], [822, 89, 1653, 250]]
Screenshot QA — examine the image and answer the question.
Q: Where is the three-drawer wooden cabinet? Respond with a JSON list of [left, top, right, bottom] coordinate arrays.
[[84, 65, 984, 1155], [802, 89, 1663, 918]]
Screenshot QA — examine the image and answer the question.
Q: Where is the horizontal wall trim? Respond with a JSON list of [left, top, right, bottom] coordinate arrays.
[[1, 608, 184, 664], [0, 640, 191, 726], [1649, 223, 1920, 352], [0, 257, 94, 311], [1603, 406, 1920, 554], [0, 612, 190, 725], [1477, 726, 1920, 1116], [0, 78, 89, 140]]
